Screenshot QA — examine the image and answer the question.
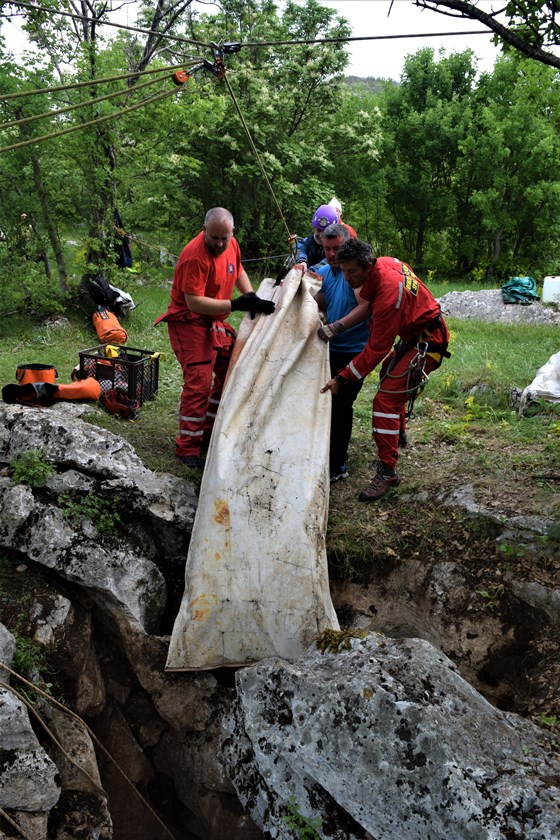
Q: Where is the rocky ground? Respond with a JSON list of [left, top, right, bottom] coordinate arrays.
[[438, 288, 560, 325], [327, 290, 560, 737]]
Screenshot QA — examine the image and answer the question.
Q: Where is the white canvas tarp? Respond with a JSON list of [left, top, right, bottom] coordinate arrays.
[[166, 269, 340, 671], [519, 349, 560, 414]]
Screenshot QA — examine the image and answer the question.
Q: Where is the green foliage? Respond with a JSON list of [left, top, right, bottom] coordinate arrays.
[[457, 54, 560, 279], [10, 632, 53, 700], [477, 583, 505, 610], [377, 47, 478, 268], [499, 542, 526, 559], [10, 449, 55, 487], [59, 491, 122, 533], [2, 3, 560, 292], [118, 0, 358, 257], [537, 713, 558, 728], [282, 797, 322, 839], [11, 634, 46, 682], [0, 240, 69, 318]]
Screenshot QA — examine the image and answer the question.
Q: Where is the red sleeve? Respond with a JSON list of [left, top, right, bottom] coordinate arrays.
[[176, 254, 211, 297], [342, 222, 358, 239], [339, 273, 402, 382]]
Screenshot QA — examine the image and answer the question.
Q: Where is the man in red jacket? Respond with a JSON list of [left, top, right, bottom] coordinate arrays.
[[155, 207, 275, 469], [321, 239, 449, 501]]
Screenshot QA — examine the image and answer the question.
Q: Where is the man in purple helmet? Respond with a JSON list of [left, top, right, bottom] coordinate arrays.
[[294, 204, 339, 271]]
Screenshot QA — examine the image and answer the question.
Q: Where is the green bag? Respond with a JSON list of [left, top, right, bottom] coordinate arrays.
[[501, 276, 539, 305]]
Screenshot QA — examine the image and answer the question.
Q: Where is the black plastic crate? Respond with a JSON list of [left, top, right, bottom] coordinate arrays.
[[79, 345, 159, 405]]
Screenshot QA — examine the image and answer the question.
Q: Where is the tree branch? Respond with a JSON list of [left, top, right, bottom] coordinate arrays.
[[415, 0, 560, 70]]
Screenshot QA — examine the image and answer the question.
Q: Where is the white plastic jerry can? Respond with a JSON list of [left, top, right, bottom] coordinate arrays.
[[542, 276, 560, 303]]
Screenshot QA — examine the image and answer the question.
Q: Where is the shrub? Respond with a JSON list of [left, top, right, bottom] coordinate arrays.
[[10, 449, 55, 487]]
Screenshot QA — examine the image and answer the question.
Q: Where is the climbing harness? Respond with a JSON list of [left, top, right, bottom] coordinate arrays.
[[99, 388, 140, 421], [379, 315, 450, 419], [379, 339, 430, 419]]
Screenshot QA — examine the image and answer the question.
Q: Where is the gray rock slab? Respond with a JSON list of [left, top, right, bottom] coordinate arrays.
[[222, 634, 560, 840], [438, 289, 560, 324]]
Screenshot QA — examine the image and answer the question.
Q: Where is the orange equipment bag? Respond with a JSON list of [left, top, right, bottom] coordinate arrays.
[[92, 308, 128, 345], [2, 378, 101, 406], [16, 364, 58, 385], [55, 378, 101, 401]]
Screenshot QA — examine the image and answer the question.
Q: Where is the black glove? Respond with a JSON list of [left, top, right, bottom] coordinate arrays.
[[231, 292, 276, 319]]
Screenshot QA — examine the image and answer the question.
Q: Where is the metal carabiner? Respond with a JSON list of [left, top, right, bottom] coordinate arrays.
[[409, 340, 428, 370]]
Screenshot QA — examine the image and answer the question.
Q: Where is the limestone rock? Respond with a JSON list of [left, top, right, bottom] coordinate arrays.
[[222, 634, 560, 840], [46, 707, 112, 839], [0, 403, 199, 638], [438, 289, 560, 325], [0, 622, 60, 813], [29, 595, 106, 717], [0, 622, 15, 680]]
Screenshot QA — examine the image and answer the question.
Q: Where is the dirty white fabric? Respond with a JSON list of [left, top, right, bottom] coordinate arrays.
[[166, 269, 339, 671], [519, 350, 560, 414]]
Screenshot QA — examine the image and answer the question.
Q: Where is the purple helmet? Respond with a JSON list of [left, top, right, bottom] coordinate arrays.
[[311, 204, 339, 231]]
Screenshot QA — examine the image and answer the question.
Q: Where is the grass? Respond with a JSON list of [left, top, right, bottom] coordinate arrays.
[[1, 275, 559, 521], [1, 274, 559, 728]]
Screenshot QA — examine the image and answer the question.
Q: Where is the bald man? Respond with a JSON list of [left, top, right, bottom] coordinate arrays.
[[155, 207, 275, 468]]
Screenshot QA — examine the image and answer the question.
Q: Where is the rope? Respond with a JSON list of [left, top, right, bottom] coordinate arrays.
[[116, 224, 290, 265], [242, 252, 290, 263], [114, 225, 179, 260], [4, 1, 490, 53], [5, 0, 209, 50], [0, 662, 178, 840], [222, 72, 293, 244], [0, 87, 181, 153], [6, 682, 107, 797], [0, 806, 33, 840], [0, 60, 201, 101], [0, 69, 179, 131], [239, 30, 490, 48]]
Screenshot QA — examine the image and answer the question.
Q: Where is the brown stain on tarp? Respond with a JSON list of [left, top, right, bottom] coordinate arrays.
[[214, 499, 230, 527], [214, 498, 231, 553], [189, 593, 218, 622]]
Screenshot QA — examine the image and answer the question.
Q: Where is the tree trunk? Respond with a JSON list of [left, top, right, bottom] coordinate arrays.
[[415, 218, 426, 266], [486, 225, 504, 281], [30, 154, 68, 292]]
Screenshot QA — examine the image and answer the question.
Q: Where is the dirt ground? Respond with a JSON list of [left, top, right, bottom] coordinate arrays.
[[327, 290, 560, 743]]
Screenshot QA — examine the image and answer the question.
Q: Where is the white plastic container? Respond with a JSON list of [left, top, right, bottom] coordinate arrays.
[[542, 276, 560, 303]]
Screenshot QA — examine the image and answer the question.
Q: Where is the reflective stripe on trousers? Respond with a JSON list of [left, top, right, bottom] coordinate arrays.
[[372, 338, 444, 469], [168, 320, 235, 457]]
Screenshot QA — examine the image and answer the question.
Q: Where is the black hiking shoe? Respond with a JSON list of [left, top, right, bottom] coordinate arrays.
[[177, 454, 206, 470]]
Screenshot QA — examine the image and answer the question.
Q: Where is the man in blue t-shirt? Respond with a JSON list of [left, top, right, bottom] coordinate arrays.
[[314, 224, 370, 482]]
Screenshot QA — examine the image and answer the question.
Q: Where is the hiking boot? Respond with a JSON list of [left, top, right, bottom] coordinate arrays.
[[359, 465, 401, 502], [330, 465, 348, 484], [398, 430, 409, 448], [177, 454, 206, 470]]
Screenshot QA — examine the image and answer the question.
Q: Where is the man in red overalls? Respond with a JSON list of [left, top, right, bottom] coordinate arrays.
[[155, 207, 275, 469], [321, 239, 449, 501]]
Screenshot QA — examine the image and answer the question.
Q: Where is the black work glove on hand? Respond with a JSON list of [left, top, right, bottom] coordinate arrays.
[[231, 292, 275, 320]]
